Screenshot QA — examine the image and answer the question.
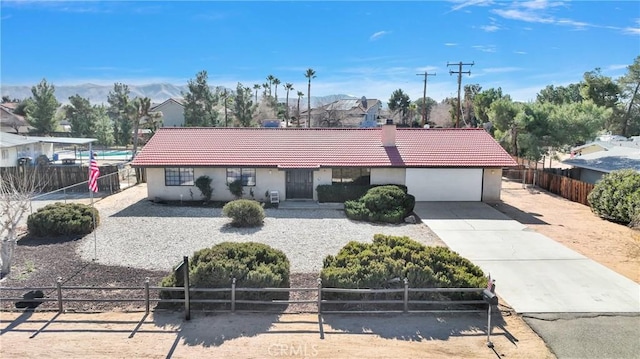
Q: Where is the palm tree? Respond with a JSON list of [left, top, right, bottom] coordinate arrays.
[[296, 91, 304, 127], [284, 83, 294, 127], [253, 84, 261, 104], [266, 75, 275, 96], [262, 83, 269, 98], [273, 78, 281, 103], [304, 68, 316, 127]]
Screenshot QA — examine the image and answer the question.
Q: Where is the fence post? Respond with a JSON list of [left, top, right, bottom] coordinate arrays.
[[63, 187, 67, 203], [231, 277, 236, 313], [183, 256, 190, 321], [317, 278, 322, 314], [403, 278, 409, 313], [144, 277, 150, 314], [56, 277, 63, 313]]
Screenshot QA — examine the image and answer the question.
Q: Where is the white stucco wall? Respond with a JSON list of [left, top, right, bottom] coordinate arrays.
[[405, 168, 483, 201], [0, 142, 53, 167], [312, 168, 332, 201], [370, 168, 406, 186], [481, 168, 503, 202], [145, 167, 285, 202]]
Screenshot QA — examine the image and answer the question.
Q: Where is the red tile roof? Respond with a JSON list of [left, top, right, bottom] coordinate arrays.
[[131, 127, 517, 168]]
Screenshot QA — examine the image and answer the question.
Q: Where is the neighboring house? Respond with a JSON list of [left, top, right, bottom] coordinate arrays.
[[0, 132, 96, 167], [131, 122, 517, 202], [562, 145, 640, 184], [150, 98, 185, 128], [0, 105, 30, 134], [300, 97, 381, 128]]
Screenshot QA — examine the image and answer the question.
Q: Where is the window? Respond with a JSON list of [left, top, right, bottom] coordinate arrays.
[[226, 168, 256, 186], [332, 168, 370, 185], [165, 168, 194, 186]]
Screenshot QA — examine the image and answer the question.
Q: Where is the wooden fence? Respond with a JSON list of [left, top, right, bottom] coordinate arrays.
[[503, 168, 595, 206], [0, 165, 121, 193]]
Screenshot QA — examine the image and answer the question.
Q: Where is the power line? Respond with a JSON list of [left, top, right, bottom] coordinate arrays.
[[416, 71, 436, 127], [447, 61, 474, 128]]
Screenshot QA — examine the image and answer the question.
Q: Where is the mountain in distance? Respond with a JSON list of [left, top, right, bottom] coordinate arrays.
[[1, 82, 363, 107]]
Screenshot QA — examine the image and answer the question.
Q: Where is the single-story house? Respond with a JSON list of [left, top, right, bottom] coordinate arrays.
[[1, 105, 30, 134], [562, 145, 640, 184], [150, 98, 185, 128], [131, 123, 517, 202], [299, 97, 381, 128]]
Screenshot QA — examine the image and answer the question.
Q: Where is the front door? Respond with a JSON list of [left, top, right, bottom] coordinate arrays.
[[286, 170, 314, 199]]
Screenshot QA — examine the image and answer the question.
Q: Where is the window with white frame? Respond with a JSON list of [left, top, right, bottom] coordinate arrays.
[[164, 168, 194, 186], [226, 168, 256, 186]]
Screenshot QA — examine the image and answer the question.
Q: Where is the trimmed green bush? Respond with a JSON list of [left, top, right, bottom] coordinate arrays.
[[160, 242, 290, 307], [321, 234, 486, 305], [222, 199, 265, 227], [317, 183, 409, 203], [344, 185, 415, 223], [194, 175, 213, 202], [227, 179, 244, 198], [588, 169, 640, 224], [27, 202, 99, 237]]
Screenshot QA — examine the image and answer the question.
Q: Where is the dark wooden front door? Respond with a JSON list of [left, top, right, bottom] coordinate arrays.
[[286, 170, 314, 199]]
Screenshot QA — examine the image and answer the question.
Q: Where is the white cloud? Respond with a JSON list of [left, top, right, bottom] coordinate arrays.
[[605, 64, 629, 71], [415, 66, 439, 73], [514, 51, 528, 55], [492, 9, 553, 23], [623, 27, 640, 35], [480, 25, 500, 32], [472, 45, 497, 53], [444, 42, 458, 46], [449, 0, 493, 12], [369, 31, 390, 41]]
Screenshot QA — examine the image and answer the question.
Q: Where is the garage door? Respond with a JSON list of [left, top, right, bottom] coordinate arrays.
[[405, 168, 482, 201]]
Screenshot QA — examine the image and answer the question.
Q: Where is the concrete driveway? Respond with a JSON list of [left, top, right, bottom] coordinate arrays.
[[414, 202, 640, 314]]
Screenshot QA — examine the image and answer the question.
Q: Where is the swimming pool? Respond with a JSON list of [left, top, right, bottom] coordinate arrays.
[[78, 150, 133, 157]]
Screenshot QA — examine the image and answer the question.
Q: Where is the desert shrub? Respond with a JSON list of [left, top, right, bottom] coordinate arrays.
[[227, 179, 244, 199], [588, 169, 640, 224], [222, 199, 265, 227], [27, 202, 99, 237], [160, 242, 290, 308], [321, 234, 486, 307], [344, 185, 415, 223], [194, 175, 213, 202]]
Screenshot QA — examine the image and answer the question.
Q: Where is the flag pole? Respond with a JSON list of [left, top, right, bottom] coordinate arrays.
[[89, 142, 97, 261]]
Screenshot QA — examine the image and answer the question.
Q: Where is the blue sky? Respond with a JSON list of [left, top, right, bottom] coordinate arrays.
[[1, 0, 639, 103]]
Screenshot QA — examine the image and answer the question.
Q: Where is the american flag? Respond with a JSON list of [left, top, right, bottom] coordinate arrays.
[[88, 152, 100, 193]]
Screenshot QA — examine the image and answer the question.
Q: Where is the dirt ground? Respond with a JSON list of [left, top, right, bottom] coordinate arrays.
[[6, 179, 637, 358], [497, 180, 640, 283], [0, 310, 553, 359]]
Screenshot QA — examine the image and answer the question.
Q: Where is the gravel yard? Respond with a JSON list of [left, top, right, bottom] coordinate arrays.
[[77, 184, 443, 274]]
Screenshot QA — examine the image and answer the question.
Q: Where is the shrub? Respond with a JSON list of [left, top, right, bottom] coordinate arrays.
[[344, 185, 415, 223], [160, 242, 290, 308], [222, 199, 265, 227], [321, 234, 486, 307], [317, 183, 409, 203], [27, 202, 99, 237], [194, 175, 213, 202], [588, 169, 640, 224], [227, 179, 244, 199]]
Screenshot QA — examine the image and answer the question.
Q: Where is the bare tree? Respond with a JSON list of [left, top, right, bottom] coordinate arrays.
[[1, 169, 43, 277], [316, 101, 344, 127]]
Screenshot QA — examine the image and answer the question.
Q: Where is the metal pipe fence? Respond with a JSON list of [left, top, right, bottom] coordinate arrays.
[[0, 277, 493, 317]]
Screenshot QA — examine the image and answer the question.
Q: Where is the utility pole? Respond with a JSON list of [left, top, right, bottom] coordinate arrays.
[[447, 61, 474, 128], [416, 71, 436, 127]]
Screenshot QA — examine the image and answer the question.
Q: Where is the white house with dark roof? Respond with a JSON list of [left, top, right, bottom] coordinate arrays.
[[300, 97, 381, 128], [131, 122, 517, 202]]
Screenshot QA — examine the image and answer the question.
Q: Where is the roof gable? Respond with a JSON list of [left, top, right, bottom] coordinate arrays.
[[131, 127, 516, 168]]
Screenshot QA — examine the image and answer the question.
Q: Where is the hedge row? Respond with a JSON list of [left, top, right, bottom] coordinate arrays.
[[317, 183, 409, 203]]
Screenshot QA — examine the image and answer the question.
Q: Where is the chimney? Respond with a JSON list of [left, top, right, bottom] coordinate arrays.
[[381, 119, 396, 147]]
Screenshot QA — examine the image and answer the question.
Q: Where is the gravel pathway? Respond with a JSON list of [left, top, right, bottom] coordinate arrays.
[[77, 185, 444, 274]]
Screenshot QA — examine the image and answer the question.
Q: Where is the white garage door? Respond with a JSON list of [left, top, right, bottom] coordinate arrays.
[[406, 168, 483, 201]]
